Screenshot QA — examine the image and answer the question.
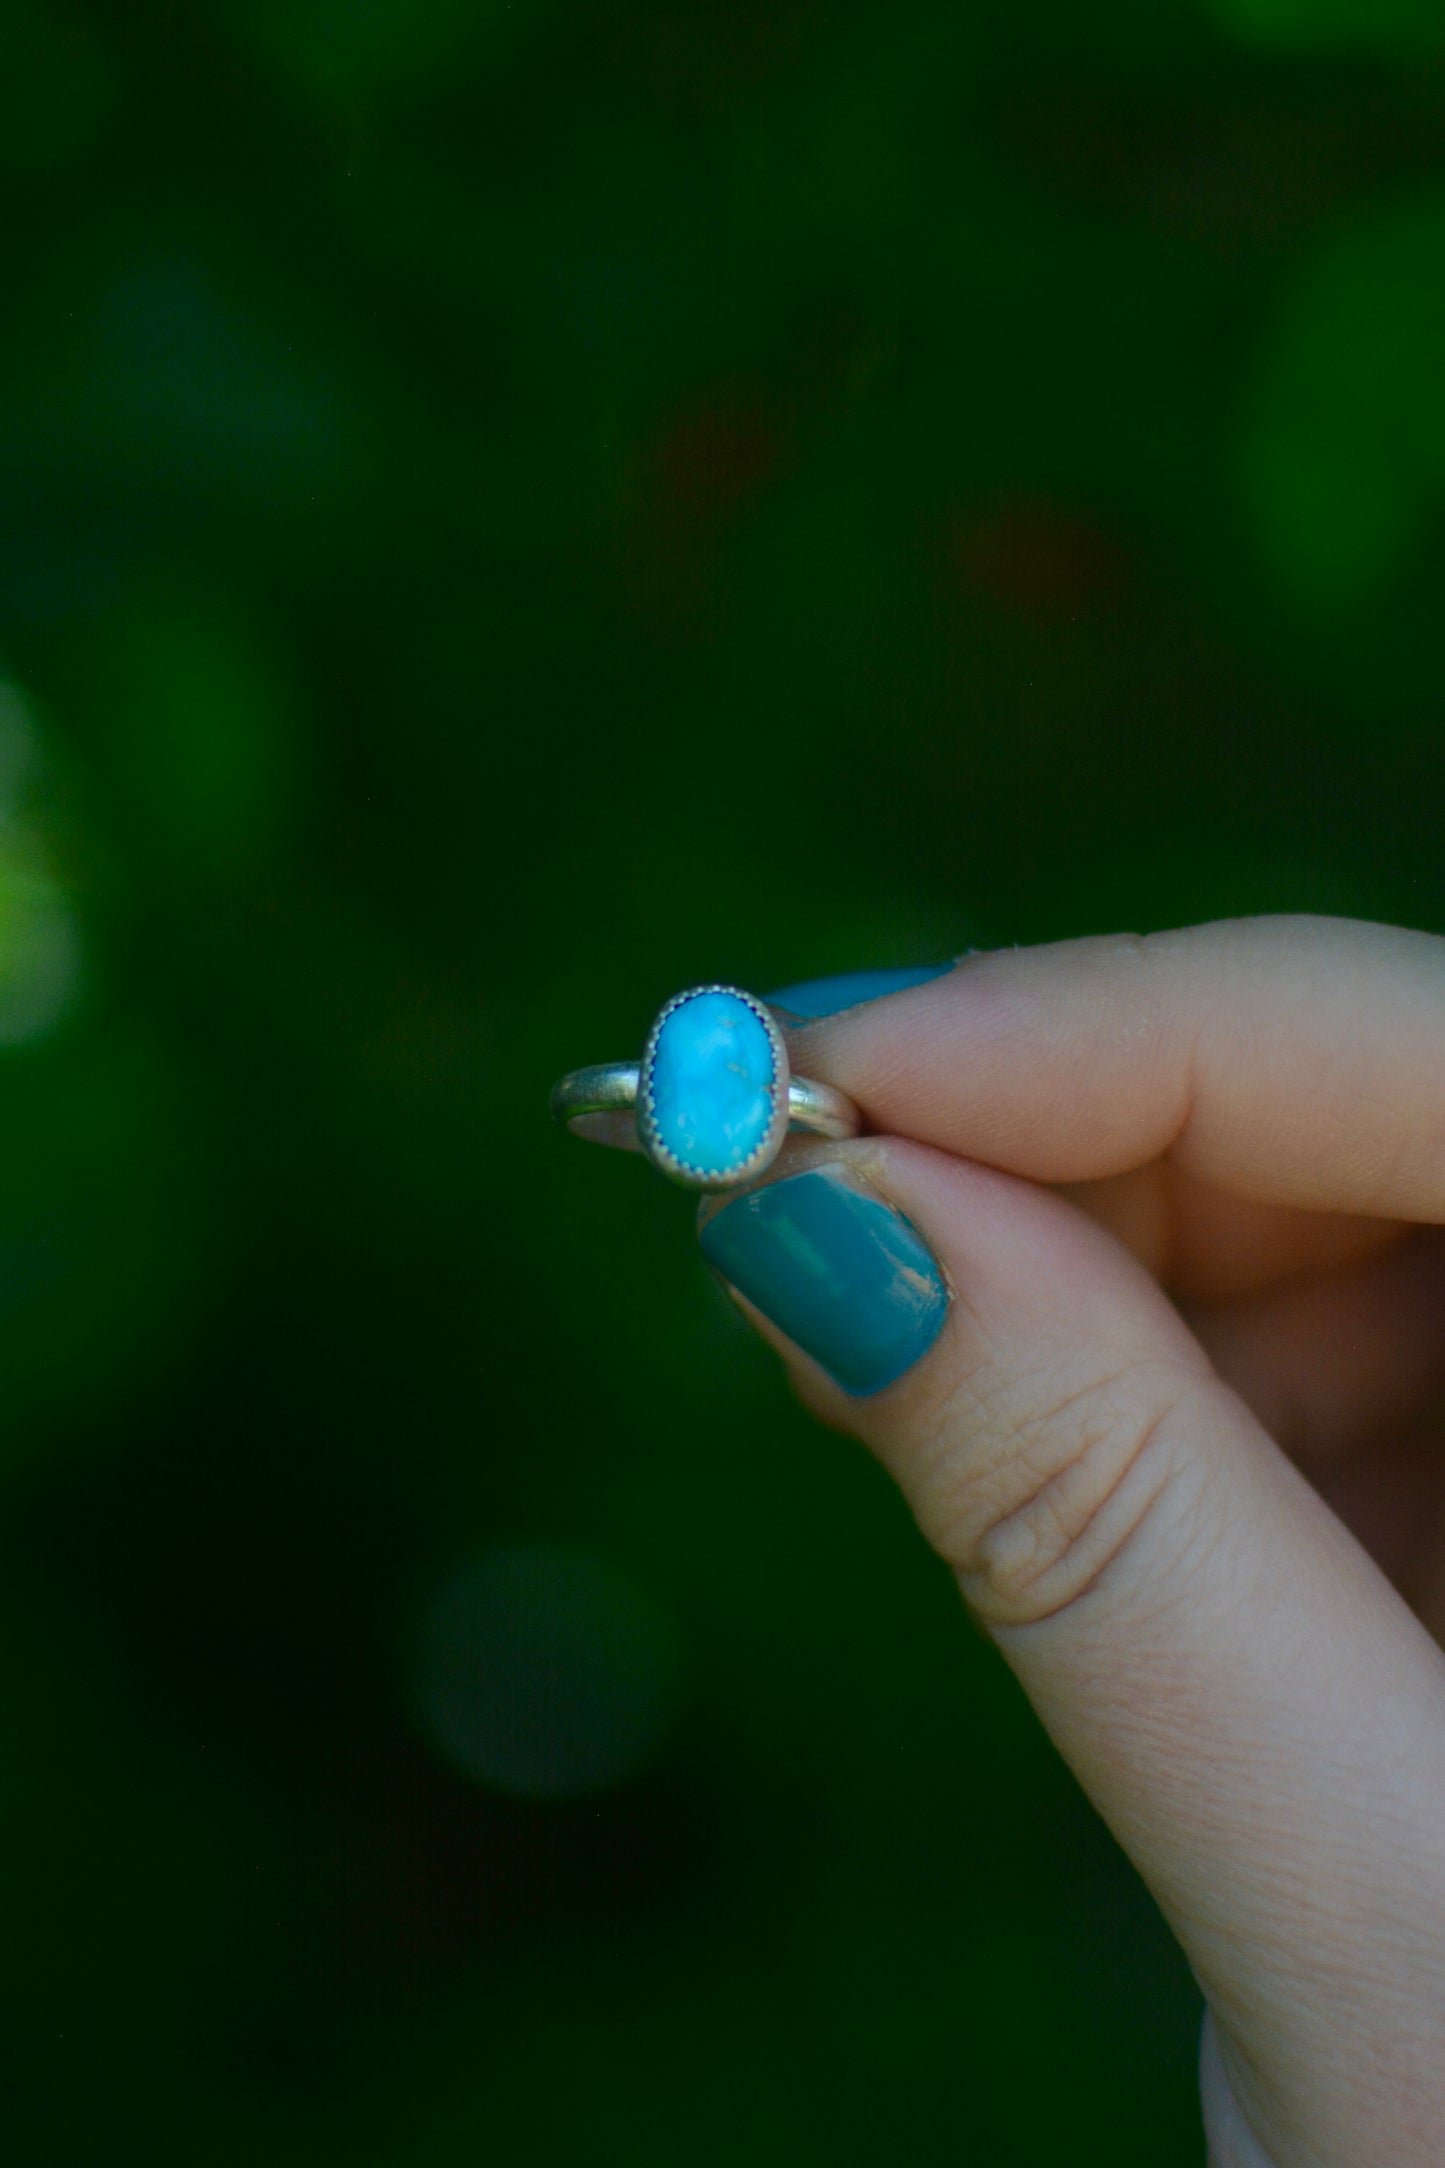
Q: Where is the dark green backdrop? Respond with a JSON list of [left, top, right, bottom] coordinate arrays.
[[1, 1, 1441, 2161]]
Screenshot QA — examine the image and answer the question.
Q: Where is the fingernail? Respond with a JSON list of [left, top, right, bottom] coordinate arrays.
[[763, 962, 955, 1020], [698, 1166, 949, 1396]]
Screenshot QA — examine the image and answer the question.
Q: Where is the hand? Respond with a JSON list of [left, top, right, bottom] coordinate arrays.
[[697, 917, 1445, 2168]]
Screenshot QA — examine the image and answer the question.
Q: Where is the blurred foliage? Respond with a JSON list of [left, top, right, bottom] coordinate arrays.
[[2, 0, 1444, 2161]]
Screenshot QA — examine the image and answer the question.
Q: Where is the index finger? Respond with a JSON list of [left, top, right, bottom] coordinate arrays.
[[785, 916, 1445, 1220]]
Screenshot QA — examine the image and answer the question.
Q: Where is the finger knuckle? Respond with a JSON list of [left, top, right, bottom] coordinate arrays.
[[917, 1354, 1195, 1629]]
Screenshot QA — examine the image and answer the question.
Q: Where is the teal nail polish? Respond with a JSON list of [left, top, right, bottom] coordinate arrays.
[[699, 1166, 949, 1397], [764, 963, 954, 1019]]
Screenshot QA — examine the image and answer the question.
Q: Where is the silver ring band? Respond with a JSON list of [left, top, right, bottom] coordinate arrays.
[[549, 1062, 861, 1141]]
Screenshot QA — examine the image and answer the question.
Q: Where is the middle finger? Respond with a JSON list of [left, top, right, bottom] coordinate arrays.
[[1058, 1158, 1406, 1301], [1178, 1225, 1445, 1463]]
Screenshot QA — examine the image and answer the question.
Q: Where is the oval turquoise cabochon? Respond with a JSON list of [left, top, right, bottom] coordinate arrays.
[[647, 991, 776, 1176]]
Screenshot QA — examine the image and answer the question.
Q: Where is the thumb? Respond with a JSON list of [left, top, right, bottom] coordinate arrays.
[[698, 1139, 1445, 2168]]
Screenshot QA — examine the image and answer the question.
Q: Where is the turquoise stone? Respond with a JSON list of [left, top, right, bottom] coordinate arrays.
[[649, 992, 776, 1175]]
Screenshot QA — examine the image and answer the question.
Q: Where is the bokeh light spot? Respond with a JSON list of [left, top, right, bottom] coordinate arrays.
[[954, 496, 1125, 617], [0, 844, 81, 1048], [412, 1546, 685, 1801]]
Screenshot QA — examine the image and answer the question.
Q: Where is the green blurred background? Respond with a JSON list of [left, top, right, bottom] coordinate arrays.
[[2, 0, 1443, 2160]]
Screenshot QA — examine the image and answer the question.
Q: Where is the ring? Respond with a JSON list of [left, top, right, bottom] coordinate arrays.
[[549, 983, 862, 1192]]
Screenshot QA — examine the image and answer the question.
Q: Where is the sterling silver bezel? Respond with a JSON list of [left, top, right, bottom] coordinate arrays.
[[635, 983, 792, 1192]]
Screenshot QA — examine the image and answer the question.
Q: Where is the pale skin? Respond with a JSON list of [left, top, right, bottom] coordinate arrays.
[[699, 917, 1445, 2168]]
